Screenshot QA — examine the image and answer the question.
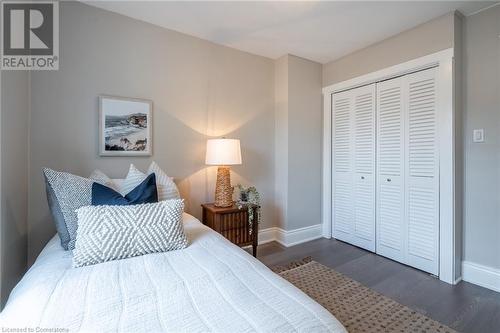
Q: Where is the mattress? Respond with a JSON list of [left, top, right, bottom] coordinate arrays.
[[1, 213, 346, 333]]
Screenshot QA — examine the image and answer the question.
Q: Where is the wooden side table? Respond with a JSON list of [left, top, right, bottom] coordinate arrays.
[[201, 203, 259, 257]]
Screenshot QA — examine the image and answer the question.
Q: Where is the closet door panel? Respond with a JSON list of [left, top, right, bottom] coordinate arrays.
[[333, 179, 353, 236], [407, 185, 437, 273], [405, 68, 439, 275], [332, 91, 354, 241], [352, 85, 376, 251], [332, 84, 376, 251], [376, 78, 405, 262], [354, 176, 375, 249]]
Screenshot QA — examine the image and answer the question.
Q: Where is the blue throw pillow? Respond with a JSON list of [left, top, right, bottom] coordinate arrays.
[[92, 173, 158, 206]]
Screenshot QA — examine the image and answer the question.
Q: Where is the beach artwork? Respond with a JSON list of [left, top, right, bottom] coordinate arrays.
[[99, 96, 152, 156]]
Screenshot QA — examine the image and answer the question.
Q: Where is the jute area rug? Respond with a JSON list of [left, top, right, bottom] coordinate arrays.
[[272, 258, 457, 333]]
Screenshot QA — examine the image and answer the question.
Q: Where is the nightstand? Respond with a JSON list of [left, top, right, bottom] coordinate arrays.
[[201, 203, 259, 257]]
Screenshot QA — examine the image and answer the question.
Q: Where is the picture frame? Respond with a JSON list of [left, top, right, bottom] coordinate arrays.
[[99, 95, 153, 156]]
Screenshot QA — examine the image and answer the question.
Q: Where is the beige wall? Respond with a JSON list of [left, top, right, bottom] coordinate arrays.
[[28, 2, 276, 263], [463, 5, 500, 270], [287, 56, 323, 230], [1, 71, 30, 307], [322, 12, 455, 87], [274, 56, 289, 230], [274, 55, 323, 231]]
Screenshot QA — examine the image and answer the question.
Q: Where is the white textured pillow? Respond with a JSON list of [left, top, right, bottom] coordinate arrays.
[[148, 161, 180, 200], [73, 200, 188, 267], [120, 164, 147, 196], [112, 178, 124, 190], [121, 162, 180, 200], [89, 169, 118, 191]]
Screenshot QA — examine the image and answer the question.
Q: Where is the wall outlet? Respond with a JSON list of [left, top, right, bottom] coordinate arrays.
[[473, 129, 484, 143]]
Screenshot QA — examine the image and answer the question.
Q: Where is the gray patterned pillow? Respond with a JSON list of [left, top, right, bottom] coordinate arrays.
[[73, 200, 188, 267], [43, 168, 93, 250]]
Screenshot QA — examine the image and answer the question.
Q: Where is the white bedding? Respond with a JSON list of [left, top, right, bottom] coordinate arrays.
[[1, 213, 345, 333]]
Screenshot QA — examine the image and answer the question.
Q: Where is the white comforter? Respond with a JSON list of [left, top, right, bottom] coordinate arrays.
[[1, 213, 345, 333]]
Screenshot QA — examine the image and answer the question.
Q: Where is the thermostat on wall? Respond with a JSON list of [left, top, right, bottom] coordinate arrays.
[[473, 129, 484, 143]]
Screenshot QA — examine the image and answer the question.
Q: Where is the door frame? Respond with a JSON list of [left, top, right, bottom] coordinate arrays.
[[322, 48, 459, 284]]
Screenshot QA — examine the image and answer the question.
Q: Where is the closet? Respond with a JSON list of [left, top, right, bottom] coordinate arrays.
[[332, 67, 439, 275]]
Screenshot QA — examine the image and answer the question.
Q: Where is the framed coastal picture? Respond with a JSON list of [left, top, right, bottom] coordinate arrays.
[[99, 95, 153, 156]]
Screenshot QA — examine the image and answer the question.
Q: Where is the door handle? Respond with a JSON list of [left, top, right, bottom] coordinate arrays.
[[387, 178, 392, 182], [361, 176, 365, 180]]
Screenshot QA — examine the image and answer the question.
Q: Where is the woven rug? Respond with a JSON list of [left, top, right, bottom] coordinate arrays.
[[272, 258, 457, 333]]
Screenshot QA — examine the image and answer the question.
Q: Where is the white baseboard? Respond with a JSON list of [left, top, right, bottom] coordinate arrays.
[[462, 261, 500, 293], [258, 227, 278, 245], [258, 224, 323, 247]]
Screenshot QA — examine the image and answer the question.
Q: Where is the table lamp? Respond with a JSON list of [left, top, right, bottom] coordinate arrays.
[[205, 138, 242, 207]]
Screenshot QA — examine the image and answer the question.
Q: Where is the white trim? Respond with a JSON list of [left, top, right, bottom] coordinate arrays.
[[322, 92, 332, 238], [322, 49, 453, 95], [322, 48, 458, 284], [258, 224, 323, 247], [462, 261, 500, 293], [276, 224, 323, 247], [437, 53, 456, 284], [258, 227, 278, 245]]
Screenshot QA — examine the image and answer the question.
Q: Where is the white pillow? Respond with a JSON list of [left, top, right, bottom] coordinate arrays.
[[120, 164, 147, 196], [121, 162, 180, 200], [73, 200, 188, 267], [112, 178, 124, 189], [147, 161, 180, 201], [89, 169, 119, 192]]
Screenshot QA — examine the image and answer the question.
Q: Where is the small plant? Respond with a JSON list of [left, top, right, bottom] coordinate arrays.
[[235, 184, 261, 234]]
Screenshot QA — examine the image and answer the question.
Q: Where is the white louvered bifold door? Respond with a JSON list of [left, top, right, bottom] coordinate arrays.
[[352, 84, 376, 251], [376, 68, 439, 275], [376, 77, 405, 262], [332, 90, 354, 243], [405, 68, 439, 275], [332, 84, 376, 251]]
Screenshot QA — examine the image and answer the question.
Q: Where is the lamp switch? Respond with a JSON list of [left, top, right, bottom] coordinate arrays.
[[473, 129, 484, 143]]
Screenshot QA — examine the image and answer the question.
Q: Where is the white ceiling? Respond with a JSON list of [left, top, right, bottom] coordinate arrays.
[[84, 1, 498, 64]]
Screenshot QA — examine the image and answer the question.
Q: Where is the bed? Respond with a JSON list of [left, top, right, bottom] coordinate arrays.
[[1, 213, 346, 332]]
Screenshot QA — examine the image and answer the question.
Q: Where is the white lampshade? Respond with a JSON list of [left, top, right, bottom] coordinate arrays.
[[205, 139, 242, 166]]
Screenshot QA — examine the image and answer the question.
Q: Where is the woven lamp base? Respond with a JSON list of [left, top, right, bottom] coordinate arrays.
[[214, 166, 233, 207]]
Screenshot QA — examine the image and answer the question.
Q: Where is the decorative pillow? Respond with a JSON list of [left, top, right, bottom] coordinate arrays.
[[148, 161, 180, 201], [120, 164, 147, 196], [111, 178, 125, 190], [92, 173, 158, 206], [44, 175, 71, 249], [89, 169, 118, 191], [73, 200, 188, 267], [121, 162, 180, 201], [43, 168, 94, 250]]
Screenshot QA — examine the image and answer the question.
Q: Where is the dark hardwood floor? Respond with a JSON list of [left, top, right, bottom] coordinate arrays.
[[249, 238, 500, 333]]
